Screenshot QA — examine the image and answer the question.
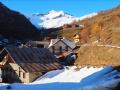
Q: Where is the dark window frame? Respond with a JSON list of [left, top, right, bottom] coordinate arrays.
[[19, 67, 21, 77], [59, 46, 62, 54], [23, 72, 26, 78], [65, 46, 68, 51], [52, 46, 55, 53]]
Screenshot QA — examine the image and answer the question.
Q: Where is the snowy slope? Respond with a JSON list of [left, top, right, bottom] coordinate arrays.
[[1, 66, 120, 90], [79, 12, 97, 20], [28, 10, 98, 29]]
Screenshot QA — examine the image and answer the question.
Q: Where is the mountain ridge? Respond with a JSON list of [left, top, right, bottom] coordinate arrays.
[[0, 2, 40, 40]]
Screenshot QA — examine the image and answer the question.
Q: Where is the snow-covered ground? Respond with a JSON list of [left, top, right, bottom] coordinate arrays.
[[33, 66, 103, 84], [0, 66, 120, 90], [27, 10, 98, 29]]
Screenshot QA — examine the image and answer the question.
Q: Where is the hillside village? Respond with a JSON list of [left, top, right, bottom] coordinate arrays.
[[0, 1, 120, 90]]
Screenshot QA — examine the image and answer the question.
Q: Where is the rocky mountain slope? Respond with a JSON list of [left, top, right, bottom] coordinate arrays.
[[0, 2, 40, 39], [74, 5, 120, 67], [78, 5, 120, 45], [61, 5, 120, 46], [75, 44, 120, 67]]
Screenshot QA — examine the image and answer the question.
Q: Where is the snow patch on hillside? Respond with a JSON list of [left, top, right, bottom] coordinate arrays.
[[79, 12, 97, 20]]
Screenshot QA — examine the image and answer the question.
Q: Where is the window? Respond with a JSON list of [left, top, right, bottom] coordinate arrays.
[[19, 67, 21, 77], [65, 46, 68, 51], [0, 68, 2, 78], [23, 73, 26, 78], [52, 46, 55, 53], [59, 46, 62, 54], [37, 44, 44, 48]]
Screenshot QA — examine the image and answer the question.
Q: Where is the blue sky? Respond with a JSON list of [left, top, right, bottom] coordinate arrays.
[[0, 0, 120, 16]]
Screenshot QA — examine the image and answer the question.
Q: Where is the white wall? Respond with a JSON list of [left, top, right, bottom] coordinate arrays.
[[49, 41, 72, 55]]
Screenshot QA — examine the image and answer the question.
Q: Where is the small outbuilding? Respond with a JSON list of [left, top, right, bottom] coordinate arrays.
[[0, 47, 62, 83], [73, 33, 80, 44], [25, 40, 50, 48]]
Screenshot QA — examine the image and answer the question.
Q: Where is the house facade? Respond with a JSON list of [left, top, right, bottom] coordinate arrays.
[[0, 47, 62, 83], [48, 38, 76, 56]]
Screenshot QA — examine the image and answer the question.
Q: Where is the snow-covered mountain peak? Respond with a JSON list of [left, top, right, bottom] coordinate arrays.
[[39, 10, 80, 28], [27, 10, 97, 29], [48, 10, 65, 17], [40, 10, 73, 21]]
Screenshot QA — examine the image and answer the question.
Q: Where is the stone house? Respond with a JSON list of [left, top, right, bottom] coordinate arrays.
[[48, 38, 76, 56], [0, 47, 62, 83]]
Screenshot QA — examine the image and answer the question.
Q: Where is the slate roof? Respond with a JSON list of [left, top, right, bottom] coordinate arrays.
[[48, 38, 76, 49], [62, 38, 76, 49], [0, 47, 62, 72]]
